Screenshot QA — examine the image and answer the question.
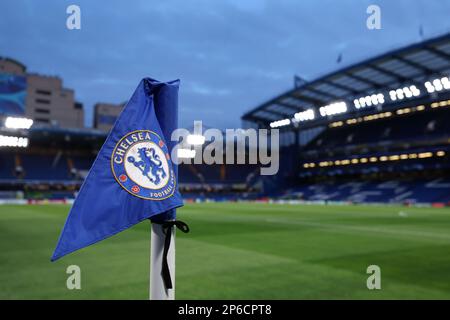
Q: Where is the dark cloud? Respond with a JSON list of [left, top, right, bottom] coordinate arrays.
[[1, 0, 450, 128]]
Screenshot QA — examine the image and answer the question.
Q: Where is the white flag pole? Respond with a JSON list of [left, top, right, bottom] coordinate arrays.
[[150, 222, 175, 300]]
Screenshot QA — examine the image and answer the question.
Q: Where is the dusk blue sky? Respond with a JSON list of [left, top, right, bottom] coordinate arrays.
[[1, 0, 450, 129]]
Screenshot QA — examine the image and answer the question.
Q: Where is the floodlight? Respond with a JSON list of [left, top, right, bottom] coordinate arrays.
[[269, 118, 290, 128], [0, 135, 29, 148], [177, 148, 196, 159], [294, 109, 315, 121], [319, 102, 347, 117], [425, 81, 435, 93], [433, 79, 443, 91], [4, 117, 33, 129], [186, 134, 206, 145]]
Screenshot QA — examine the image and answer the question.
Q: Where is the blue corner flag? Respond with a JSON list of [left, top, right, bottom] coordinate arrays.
[[51, 78, 184, 261]]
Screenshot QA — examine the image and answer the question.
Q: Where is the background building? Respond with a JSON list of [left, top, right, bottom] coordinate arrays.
[[0, 57, 84, 128], [93, 102, 125, 132]]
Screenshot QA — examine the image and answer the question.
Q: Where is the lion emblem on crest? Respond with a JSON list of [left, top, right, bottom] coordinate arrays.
[[127, 147, 167, 185]]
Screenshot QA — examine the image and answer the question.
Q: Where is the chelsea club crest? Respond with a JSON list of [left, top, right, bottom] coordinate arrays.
[[111, 130, 176, 200]]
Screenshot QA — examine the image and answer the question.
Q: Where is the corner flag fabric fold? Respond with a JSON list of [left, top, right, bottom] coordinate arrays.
[[51, 78, 183, 261]]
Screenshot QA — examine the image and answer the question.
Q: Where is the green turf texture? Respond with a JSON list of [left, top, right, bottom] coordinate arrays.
[[1, 202, 450, 299]]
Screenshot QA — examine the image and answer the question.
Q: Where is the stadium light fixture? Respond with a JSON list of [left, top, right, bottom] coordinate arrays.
[[389, 155, 400, 161], [425, 77, 450, 93], [4, 117, 34, 129], [186, 134, 206, 145], [0, 135, 29, 148], [294, 109, 315, 122], [329, 109, 404, 129], [319, 161, 331, 167], [433, 79, 443, 91], [177, 148, 196, 159], [425, 81, 435, 93], [354, 93, 384, 109], [319, 102, 347, 117], [303, 149, 446, 170], [269, 118, 290, 128], [329, 121, 343, 128], [418, 152, 433, 159], [396, 107, 411, 115], [443, 77, 450, 89], [389, 85, 420, 101], [431, 99, 450, 108], [416, 105, 425, 111], [303, 148, 447, 170]]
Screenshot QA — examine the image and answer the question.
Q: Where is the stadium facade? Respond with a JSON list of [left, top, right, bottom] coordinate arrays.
[[0, 57, 261, 201], [0, 57, 84, 128], [0, 34, 449, 205], [242, 33, 450, 205]]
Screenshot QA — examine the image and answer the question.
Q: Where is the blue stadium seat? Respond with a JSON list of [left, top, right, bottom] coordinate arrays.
[[21, 154, 69, 180], [0, 153, 15, 179]]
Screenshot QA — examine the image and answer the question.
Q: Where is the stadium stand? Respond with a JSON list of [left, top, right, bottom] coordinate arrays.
[[280, 178, 450, 204], [0, 142, 261, 201], [1, 34, 450, 205], [306, 108, 449, 151], [0, 152, 15, 179], [242, 33, 450, 205], [20, 154, 69, 180]]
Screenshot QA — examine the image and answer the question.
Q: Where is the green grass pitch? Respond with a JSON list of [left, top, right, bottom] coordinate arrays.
[[1, 202, 450, 299]]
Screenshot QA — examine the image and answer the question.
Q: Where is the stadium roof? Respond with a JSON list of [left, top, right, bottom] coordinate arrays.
[[242, 33, 450, 128]]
